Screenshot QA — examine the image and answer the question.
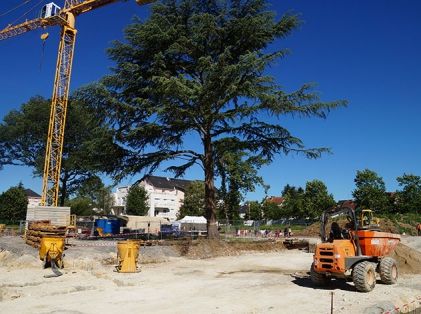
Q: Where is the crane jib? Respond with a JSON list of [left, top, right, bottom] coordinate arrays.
[[0, 16, 68, 41]]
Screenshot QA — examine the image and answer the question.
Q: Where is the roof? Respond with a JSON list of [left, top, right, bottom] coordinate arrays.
[[144, 175, 195, 191], [337, 200, 356, 209], [265, 196, 285, 205], [24, 188, 41, 198], [177, 216, 207, 224]]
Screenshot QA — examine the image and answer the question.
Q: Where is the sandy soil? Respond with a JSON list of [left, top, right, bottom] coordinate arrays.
[[1, 236, 421, 314], [402, 236, 421, 252]]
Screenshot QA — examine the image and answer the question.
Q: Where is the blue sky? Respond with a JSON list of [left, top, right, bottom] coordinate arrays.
[[0, 0, 420, 201]]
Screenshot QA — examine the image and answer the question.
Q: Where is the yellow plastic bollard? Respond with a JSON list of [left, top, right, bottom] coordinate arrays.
[[116, 240, 141, 273]]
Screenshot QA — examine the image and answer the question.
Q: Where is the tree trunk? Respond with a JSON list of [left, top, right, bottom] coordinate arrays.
[[220, 169, 230, 223], [204, 133, 219, 239], [59, 171, 68, 207]]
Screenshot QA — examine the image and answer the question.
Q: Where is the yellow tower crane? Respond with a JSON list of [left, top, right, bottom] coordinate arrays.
[[0, 0, 153, 206]]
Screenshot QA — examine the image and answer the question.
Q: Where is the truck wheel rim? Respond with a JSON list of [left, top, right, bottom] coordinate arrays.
[[392, 265, 397, 279], [367, 269, 375, 286]]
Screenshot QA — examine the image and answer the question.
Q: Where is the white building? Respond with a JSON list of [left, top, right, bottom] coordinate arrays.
[[113, 186, 130, 215], [24, 189, 42, 207], [113, 176, 195, 221]]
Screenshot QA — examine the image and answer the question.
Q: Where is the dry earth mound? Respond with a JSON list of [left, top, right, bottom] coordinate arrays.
[[177, 239, 285, 259], [390, 243, 421, 274]]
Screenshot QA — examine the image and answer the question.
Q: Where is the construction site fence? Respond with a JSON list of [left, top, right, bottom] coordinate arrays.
[[217, 218, 315, 240], [0, 219, 313, 239]]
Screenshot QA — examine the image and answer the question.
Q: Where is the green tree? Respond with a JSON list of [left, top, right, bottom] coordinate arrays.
[[396, 173, 421, 213], [281, 186, 305, 218], [178, 181, 205, 219], [76, 176, 106, 201], [96, 186, 115, 215], [79, 0, 345, 238], [262, 201, 283, 220], [69, 176, 115, 215], [65, 197, 95, 216], [244, 201, 263, 220], [0, 143, 6, 170], [281, 184, 295, 197], [303, 180, 336, 219], [126, 185, 149, 216], [0, 184, 27, 224], [0, 96, 123, 205], [216, 148, 268, 223], [352, 169, 391, 213]]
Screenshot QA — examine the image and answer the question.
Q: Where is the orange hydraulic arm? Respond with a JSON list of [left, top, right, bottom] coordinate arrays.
[[0, 0, 153, 206]]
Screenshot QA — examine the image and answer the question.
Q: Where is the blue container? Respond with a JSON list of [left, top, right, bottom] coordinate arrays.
[[103, 219, 120, 234], [95, 219, 107, 230], [95, 219, 120, 234]]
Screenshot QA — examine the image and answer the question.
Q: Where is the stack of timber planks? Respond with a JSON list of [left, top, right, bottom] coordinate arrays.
[[25, 220, 67, 248]]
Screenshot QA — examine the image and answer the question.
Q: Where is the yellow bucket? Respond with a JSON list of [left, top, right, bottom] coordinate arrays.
[[116, 240, 141, 273], [0, 224, 5, 234], [39, 236, 65, 263]]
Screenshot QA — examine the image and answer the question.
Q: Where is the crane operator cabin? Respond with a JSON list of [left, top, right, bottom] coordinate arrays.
[[40, 3, 61, 18]]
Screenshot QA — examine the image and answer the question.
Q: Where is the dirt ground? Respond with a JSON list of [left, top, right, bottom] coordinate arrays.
[[1, 236, 421, 314]]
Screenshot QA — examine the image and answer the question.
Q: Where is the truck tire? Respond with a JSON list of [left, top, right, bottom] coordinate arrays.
[[379, 257, 398, 284], [353, 261, 376, 292], [310, 263, 331, 286]]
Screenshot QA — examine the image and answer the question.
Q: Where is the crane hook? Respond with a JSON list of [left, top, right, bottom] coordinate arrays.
[[40, 32, 49, 71], [41, 32, 49, 41]]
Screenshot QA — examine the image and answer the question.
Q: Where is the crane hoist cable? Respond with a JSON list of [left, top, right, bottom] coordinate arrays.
[[0, 0, 33, 18], [39, 33, 48, 71]]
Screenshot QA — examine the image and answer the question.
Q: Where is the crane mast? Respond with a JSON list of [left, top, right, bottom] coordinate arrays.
[[42, 15, 76, 206], [0, 0, 153, 206]]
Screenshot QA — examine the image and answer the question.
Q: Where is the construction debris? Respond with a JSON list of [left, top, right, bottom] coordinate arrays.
[[283, 238, 310, 251]]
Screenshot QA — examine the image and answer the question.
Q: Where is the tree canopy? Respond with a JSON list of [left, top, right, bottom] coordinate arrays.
[[303, 180, 336, 219], [262, 201, 283, 220], [65, 197, 95, 216], [0, 184, 27, 224], [78, 0, 345, 237], [274, 180, 335, 219], [178, 181, 205, 219], [352, 169, 391, 213], [396, 173, 421, 213], [126, 185, 150, 216], [0, 96, 123, 205], [216, 149, 267, 223], [245, 201, 263, 220], [64, 176, 114, 215], [67, 176, 115, 215]]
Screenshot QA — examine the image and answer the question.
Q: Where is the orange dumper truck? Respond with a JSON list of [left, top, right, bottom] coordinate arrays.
[[311, 206, 400, 292]]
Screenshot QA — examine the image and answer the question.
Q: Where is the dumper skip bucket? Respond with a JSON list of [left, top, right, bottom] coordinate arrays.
[[39, 236, 65, 277], [116, 240, 141, 273]]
